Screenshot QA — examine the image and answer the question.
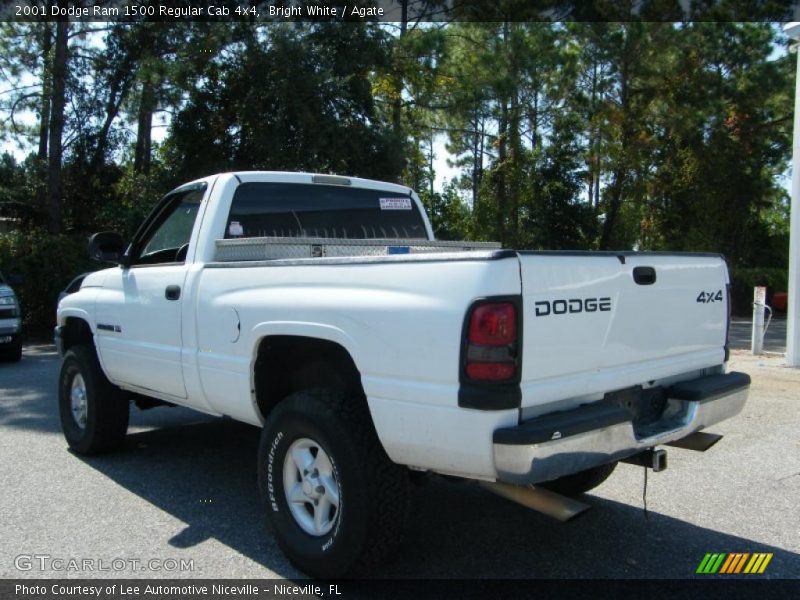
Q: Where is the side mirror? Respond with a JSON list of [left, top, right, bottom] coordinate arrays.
[[88, 232, 125, 265]]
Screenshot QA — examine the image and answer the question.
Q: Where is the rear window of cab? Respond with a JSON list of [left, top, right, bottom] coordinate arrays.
[[225, 182, 428, 240]]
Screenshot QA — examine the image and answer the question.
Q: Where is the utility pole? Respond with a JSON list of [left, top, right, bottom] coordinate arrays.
[[784, 23, 800, 367]]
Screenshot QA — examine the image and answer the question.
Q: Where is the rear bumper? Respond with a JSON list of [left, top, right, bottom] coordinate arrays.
[[493, 371, 750, 485]]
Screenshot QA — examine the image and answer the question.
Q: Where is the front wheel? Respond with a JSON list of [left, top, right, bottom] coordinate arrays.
[[257, 388, 409, 578], [58, 345, 129, 454]]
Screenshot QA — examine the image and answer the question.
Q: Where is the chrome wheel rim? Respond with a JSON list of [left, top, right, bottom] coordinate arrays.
[[70, 373, 88, 429], [282, 437, 340, 536]]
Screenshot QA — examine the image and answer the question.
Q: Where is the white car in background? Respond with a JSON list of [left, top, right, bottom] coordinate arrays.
[[0, 269, 22, 362]]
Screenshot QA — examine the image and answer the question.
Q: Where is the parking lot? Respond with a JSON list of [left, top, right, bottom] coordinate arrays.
[[0, 344, 798, 580], [729, 316, 787, 354]]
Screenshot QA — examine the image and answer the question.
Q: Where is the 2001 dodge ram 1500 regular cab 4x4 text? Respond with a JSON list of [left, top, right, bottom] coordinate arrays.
[[55, 171, 750, 577]]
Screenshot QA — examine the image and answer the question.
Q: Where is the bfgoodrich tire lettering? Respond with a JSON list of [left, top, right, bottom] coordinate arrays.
[[58, 344, 129, 454], [257, 388, 409, 578]]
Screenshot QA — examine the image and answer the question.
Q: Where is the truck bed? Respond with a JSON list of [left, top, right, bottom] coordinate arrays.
[[207, 239, 730, 421]]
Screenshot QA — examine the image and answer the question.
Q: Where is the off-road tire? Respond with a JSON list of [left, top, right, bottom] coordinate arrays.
[[541, 462, 618, 496], [58, 344, 129, 454], [257, 388, 409, 578]]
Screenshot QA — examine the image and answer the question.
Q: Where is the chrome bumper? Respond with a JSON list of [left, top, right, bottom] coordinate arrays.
[[493, 372, 750, 485]]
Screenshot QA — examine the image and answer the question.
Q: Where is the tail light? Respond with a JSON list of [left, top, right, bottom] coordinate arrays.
[[464, 301, 518, 382]]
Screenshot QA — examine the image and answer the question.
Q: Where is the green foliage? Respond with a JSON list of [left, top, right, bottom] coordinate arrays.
[[0, 20, 794, 313], [0, 154, 24, 199], [729, 267, 788, 316], [100, 162, 174, 239], [419, 182, 473, 241], [0, 230, 94, 332], [643, 23, 792, 269], [518, 117, 597, 250], [164, 23, 403, 183], [434, 21, 791, 265], [0, 153, 40, 223]]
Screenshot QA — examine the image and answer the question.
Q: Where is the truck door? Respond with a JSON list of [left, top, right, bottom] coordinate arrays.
[[95, 185, 206, 399]]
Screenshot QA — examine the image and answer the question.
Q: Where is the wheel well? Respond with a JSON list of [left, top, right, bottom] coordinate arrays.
[[61, 317, 93, 353], [254, 336, 364, 421]]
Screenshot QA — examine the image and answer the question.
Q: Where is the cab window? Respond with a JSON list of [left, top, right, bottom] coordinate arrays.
[[225, 182, 427, 240], [132, 186, 205, 266]]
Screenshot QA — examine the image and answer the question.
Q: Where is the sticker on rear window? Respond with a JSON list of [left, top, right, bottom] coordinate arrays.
[[228, 221, 244, 236], [379, 197, 412, 210]]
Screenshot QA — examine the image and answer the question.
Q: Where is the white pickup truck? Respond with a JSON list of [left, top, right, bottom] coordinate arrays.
[[56, 171, 750, 577]]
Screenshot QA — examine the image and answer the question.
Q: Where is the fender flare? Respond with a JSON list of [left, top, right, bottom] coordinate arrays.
[[248, 321, 364, 424]]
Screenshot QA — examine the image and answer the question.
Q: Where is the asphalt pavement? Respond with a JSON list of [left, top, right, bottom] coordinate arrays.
[[0, 345, 797, 580], [730, 315, 787, 354]]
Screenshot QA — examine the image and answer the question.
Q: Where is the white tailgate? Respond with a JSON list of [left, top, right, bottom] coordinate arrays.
[[518, 253, 728, 412]]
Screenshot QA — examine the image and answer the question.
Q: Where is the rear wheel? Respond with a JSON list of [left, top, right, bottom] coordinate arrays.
[[258, 388, 409, 578], [541, 462, 618, 496], [58, 345, 129, 454]]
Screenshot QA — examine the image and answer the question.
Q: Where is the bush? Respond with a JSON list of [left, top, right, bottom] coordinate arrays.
[[0, 230, 95, 335], [729, 267, 788, 317]]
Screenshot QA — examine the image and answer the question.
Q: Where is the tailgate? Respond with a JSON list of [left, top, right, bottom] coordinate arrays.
[[517, 252, 729, 412]]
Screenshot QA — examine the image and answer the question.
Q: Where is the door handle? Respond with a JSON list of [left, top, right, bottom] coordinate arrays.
[[633, 266, 656, 285], [165, 285, 181, 301]]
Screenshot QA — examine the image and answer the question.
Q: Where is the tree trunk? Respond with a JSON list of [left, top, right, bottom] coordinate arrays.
[[37, 24, 52, 161], [47, 17, 68, 235], [508, 103, 520, 246], [600, 166, 625, 250], [508, 25, 521, 246], [428, 133, 434, 199], [391, 0, 408, 139], [494, 22, 510, 244], [471, 112, 480, 212], [587, 58, 597, 206], [36, 23, 53, 221], [92, 58, 135, 171], [476, 118, 484, 211], [593, 153, 601, 209], [134, 77, 155, 174], [599, 28, 633, 250], [495, 104, 508, 243]]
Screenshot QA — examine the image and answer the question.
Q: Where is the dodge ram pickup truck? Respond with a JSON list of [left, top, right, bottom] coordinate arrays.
[[55, 171, 750, 577]]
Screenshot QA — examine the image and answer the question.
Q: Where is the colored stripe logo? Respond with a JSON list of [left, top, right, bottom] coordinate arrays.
[[697, 553, 772, 574]]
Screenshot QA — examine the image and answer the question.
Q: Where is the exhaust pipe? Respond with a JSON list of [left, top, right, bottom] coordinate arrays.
[[480, 481, 591, 522], [667, 431, 723, 452]]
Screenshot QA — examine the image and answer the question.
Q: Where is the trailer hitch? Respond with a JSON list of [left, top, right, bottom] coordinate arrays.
[[621, 448, 668, 472]]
